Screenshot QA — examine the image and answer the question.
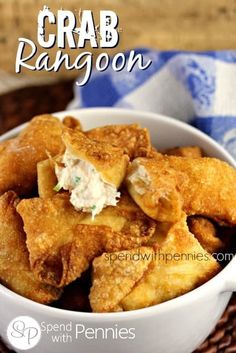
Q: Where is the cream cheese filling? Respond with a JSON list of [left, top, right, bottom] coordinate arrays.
[[55, 150, 120, 218], [127, 162, 151, 195]]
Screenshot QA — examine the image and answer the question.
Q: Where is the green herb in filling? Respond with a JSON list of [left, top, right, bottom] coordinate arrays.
[[75, 176, 81, 185], [53, 182, 63, 192]]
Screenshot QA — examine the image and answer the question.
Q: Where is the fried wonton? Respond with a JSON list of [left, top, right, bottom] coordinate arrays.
[[149, 146, 162, 159], [126, 158, 183, 223], [120, 213, 220, 311], [86, 124, 152, 159], [147, 222, 172, 247], [17, 194, 155, 287], [0, 115, 64, 196], [188, 216, 225, 254], [163, 146, 203, 158], [0, 192, 61, 304], [37, 158, 57, 198], [81, 192, 156, 239], [62, 116, 82, 130], [0, 139, 14, 153], [62, 128, 129, 187], [126, 156, 236, 225], [89, 247, 154, 312]]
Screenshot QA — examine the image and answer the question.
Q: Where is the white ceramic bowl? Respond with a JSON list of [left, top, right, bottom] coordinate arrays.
[[0, 108, 236, 353]]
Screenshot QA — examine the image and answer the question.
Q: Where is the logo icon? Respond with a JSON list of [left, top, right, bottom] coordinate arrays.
[[7, 316, 41, 350]]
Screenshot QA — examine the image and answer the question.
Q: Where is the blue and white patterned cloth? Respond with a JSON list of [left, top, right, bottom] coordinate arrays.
[[68, 49, 236, 159]]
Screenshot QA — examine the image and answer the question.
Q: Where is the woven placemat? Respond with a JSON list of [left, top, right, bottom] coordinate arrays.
[[0, 80, 235, 353], [0, 79, 74, 134]]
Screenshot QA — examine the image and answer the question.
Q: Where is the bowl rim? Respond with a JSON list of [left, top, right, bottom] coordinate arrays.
[[0, 107, 235, 321]]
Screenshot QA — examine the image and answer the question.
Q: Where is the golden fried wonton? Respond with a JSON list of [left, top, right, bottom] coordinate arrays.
[[163, 146, 203, 158], [149, 146, 162, 159], [17, 194, 155, 287], [120, 213, 220, 311], [188, 216, 224, 254], [81, 192, 156, 238], [0, 115, 64, 196], [37, 158, 58, 198], [126, 158, 183, 223], [147, 222, 172, 247], [89, 247, 154, 312], [86, 124, 152, 159], [0, 191, 61, 303], [62, 128, 129, 187], [126, 156, 236, 225], [62, 116, 82, 130]]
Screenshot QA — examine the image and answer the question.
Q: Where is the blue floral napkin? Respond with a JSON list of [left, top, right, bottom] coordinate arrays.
[[68, 49, 236, 159]]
